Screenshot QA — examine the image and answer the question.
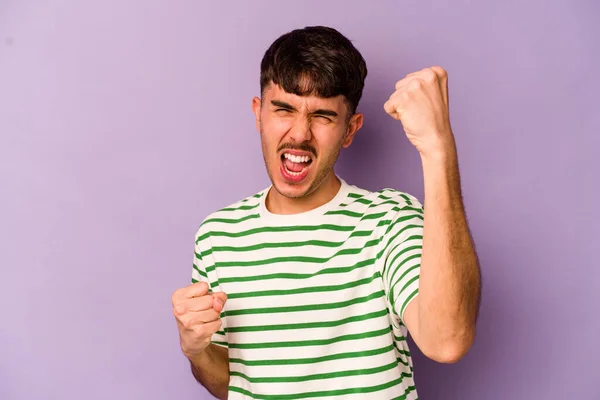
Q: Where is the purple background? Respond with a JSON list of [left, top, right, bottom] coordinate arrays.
[[1, 1, 598, 399]]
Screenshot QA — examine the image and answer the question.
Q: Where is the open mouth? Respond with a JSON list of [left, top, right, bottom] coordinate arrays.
[[280, 152, 313, 182]]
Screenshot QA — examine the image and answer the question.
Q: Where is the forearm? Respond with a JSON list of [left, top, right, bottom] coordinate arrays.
[[189, 343, 230, 400], [417, 144, 480, 360]]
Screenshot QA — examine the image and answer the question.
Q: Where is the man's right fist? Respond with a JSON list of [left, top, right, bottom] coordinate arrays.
[[172, 282, 228, 360]]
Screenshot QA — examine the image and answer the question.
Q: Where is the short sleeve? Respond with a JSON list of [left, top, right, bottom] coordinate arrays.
[[381, 196, 424, 326], [192, 231, 228, 348]]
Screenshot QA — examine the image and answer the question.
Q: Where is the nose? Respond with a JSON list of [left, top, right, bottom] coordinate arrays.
[[288, 116, 312, 143]]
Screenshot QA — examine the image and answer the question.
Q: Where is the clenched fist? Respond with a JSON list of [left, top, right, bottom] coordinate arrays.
[[384, 66, 454, 156], [172, 282, 228, 361]]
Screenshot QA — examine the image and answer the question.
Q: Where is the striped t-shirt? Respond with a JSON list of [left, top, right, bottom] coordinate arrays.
[[191, 178, 424, 399]]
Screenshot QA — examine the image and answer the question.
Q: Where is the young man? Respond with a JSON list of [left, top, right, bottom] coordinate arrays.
[[172, 26, 481, 399]]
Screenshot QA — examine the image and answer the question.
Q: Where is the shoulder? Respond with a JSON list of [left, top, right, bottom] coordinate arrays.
[[375, 188, 423, 211], [344, 182, 423, 213], [373, 188, 424, 234], [194, 189, 267, 244]]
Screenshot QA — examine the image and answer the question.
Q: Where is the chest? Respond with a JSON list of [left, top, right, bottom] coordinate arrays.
[[208, 222, 393, 344]]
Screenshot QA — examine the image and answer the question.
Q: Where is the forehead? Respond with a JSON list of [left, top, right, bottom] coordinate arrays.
[[263, 83, 348, 113]]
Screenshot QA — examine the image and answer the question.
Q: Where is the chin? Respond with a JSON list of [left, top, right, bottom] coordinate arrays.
[[272, 175, 313, 199]]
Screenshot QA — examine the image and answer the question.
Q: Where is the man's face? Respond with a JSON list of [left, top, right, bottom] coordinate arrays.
[[252, 83, 363, 199]]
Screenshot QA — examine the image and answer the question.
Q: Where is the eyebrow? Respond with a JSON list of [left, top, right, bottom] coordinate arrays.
[[271, 100, 338, 118]]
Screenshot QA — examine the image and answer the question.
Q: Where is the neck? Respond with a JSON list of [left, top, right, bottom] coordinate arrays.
[[266, 173, 341, 215]]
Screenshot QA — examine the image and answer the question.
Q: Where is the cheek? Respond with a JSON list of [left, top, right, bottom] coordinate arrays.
[[313, 127, 346, 154], [261, 116, 291, 142]]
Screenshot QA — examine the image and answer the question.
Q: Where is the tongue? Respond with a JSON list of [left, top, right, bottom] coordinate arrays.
[[285, 159, 306, 172]]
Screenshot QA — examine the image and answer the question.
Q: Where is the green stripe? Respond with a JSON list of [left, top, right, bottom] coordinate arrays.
[[196, 224, 356, 243], [386, 236, 423, 263], [202, 221, 391, 255], [370, 199, 401, 208], [216, 239, 341, 252], [389, 252, 421, 285], [399, 287, 419, 317], [397, 205, 423, 214], [398, 193, 413, 205], [387, 253, 421, 298], [382, 241, 422, 281], [390, 275, 419, 306], [192, 264, 207, 278], [380, 221, 423, 258], [394, 345, 411, 357], [346, 192, 365, 199], [342, 197, 395, 207], [325, 209, 363, 217], [392, 385, 417, 400], [202, 213, 260, 225], [229, 375, 413, 399], [396, 354, 410, 367], [224, 290, 384, 317], [219, 258, 375, 284], [322, 210, 388, 220], [240, 193, 265, 202], [323, 210, 387, 221], [383, 205, 424, 215], [383, 218, 423, 240], [229, 360, 400, 384], [220, 203, 260, 212], [215, 238, 381, 268], [383, 217, 422, 240], [228, 272, 380, 299], [391, 340, 412, 366], [226, 309, 388, 333], [354, 197, 372, 205], [229, 344, 395, 367], [190, 276, 219, 289], [228, 326, 391, 349], [362, 211, 387, 220]]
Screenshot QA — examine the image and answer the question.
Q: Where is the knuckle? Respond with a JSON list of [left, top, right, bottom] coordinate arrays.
[[180, 315, 194, 330], [407, 79, 421, 91], [422, 69, 437, 82], [173, 303, 186, 316], [192, 324, 208, 338], [171, 289, 182, 305], [432, 65, 447, 77]]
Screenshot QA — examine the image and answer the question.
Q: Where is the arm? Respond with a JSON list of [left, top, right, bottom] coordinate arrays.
[[404, 146, 480, 363], [173, 235, 231, 398], [172, 282, 231, 399], [190, 343, 230, 400], [384, 66, 481, 363]]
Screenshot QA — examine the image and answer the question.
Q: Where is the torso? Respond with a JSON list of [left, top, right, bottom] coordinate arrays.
[[193, 179, 421, 399]]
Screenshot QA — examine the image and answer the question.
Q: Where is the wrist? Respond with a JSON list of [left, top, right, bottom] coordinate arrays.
[[417, 132, 457, 163], [186, 345, 209, 366], [419, 144, 457, 169]]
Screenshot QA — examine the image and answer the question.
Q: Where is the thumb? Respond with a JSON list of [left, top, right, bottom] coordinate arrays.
[[211, 292, 228, 312]]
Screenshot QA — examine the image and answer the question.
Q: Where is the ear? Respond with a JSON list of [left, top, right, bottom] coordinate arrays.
[[252, 97, 262, 132], [342, 112, 364, 148]]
